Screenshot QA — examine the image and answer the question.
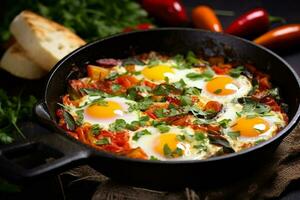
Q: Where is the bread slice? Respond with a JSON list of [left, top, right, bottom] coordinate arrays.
[[0, 43, 47, 79], [10, 10, 86, 71]]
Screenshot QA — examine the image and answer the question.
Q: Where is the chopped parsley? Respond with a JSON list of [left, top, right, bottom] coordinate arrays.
[[95, 137, 111, 145], [229, 66, 244, 78], [214, 89, 222, 94], [218, 119, 231, 128], [132, 129, 151, 141], [109, 119, 127, 132], [150, 155, 159, 160], [227, 131, 240, 139], [90, 124, 101, 135], [111, 84, 122, 92], [156, 125, 170, 133], [255, 139, 266, 145], [163, 144, 183, 158]]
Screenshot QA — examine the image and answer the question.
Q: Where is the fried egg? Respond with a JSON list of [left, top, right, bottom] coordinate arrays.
[[201, 75, 252, 104], [75, 96, 139, 129], [224, 112, 287, 151], [130, 126, 220, 160]]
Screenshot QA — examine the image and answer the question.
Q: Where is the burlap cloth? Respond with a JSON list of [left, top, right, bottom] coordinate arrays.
[[63, 123, 300, 200]]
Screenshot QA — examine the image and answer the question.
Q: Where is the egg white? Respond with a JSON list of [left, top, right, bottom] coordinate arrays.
[[224, 111, 287, 152], [200, 75, 252, 104], [70, 96, 139, 129], [129, 126, 221, 160]]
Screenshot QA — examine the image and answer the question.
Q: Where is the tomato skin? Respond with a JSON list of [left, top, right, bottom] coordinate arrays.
[[166, 97, 180, 105], [116, 75, 138, 88], [143, 80, 157, 89], [145, 110, 157, 119], [204, 101, 223, 113], [212, 65, 231, 75]]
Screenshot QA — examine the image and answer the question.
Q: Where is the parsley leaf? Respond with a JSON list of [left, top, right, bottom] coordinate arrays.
[[218, 119, 231, 128], [109, 119, 127, 132], [214, 89, 222, 94], [133, 129, 151, 141], [111, 84, 121, 92], [63, 111, 76, 131], [90, 124, 101, 135], [156, 125, 170, 133], [163, 144, 173, 158], [229, 66, 244, 78], [95, 137, 111, 145], [227, 131, 240, 139]]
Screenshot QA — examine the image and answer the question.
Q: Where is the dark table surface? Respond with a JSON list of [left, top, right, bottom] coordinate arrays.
[[1, 0, 300, 199]]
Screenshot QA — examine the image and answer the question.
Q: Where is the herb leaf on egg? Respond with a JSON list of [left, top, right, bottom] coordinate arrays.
[[132, 129, 151, 141], [150, 155, 159, 160], [109, 119, 127, 132], [227, 131, 240, 139], [218, 119, 231, 128], [186, 69, 214, 81], [156, 125, 170, 133]]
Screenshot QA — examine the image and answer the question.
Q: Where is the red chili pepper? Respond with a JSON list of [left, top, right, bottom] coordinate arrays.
[[253, 24, 300, 50], [225, 8, 285, 38], [140, 0, 188, 26], [123, 23, 154, 32]]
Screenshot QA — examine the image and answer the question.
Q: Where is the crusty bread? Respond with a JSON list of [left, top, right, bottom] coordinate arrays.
[[0, 43, 47, 79], [10, 10, 86, 71]]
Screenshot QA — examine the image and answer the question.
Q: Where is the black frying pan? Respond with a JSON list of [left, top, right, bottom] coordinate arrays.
[[0, 28, 300, 189]]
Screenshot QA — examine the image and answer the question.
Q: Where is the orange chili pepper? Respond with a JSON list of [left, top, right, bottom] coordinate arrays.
[[254, 24, 300, 50], [192, 5, 223, 32]]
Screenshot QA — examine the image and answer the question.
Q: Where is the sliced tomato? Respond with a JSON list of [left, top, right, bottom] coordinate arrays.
[[204, 101, 223, 113], [87, 65, 109, 80], [143, 80, 157, 89], [125, 148, 148, 159], [212, 65, 231, 75], [116, 75, 138, 88], [258, 76, 271, 90], [166, 97, 180, 105]]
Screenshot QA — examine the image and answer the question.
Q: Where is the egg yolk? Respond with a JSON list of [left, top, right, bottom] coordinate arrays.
[[85, 101, 123, 119], [231, 117, 270, 137], [141, 65, 174, 81], [206, 76, 238, 95], [153, 133, 184, 158]]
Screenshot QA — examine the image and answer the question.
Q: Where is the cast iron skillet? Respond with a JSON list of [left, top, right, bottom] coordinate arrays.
[[0, 28, 299, 189]]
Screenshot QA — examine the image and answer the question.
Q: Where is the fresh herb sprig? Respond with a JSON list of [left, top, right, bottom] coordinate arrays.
[[0, 89, 37, 144]]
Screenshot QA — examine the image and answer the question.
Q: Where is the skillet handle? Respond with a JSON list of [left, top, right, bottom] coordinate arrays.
[[0, 102, 91, 181], [34, 101, 53, 126]]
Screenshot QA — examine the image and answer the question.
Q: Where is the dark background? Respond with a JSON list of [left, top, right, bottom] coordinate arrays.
[[0, 0, 300, 199]]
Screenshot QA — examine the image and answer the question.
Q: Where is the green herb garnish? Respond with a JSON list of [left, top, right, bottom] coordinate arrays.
[[156, 125, 170, 133], [133, 129, 151, 141], [95, 137, 111, 145], [111, 84, 121, 92], [227, 131, 240, 139], [229, 66, 244, 78], [90, 124, 101, 135], [109, 119, 127, 132], [214, 89, 222, 94]]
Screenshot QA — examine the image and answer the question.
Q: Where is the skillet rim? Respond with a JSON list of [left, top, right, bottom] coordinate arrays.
[[44, 27, 300, 164]]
